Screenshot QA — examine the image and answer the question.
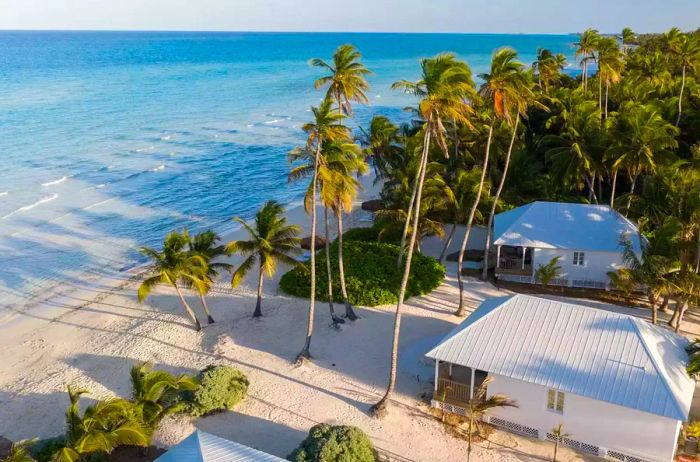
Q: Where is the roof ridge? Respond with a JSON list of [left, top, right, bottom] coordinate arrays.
[[630, 318, 688, 420]]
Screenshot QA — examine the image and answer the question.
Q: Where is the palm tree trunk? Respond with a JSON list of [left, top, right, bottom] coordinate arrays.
[[610, 169, 617, 208], [397, 155, 425, 268], [173, 284, 201, 331], [253, 266, 264, 317], [199, 293, 215, 324], [598, 73, 602, 113], [626, 170, 639, 214], [439, 223, 457, 264], [324, 206, 341, 326], [649, 292, 658, 324], [604, 81, 610, 119], [695, 226, 700, 273], [467, 415, 473, 462], [296, 139, 322, 363], [675, 300, 689, 334], [482, 116, 519, 281], [676, 65, 686, 127], [370, 129, 431, 418], [553, 441, 559, 462], [585, 174, 598, 204], [456, 121, 493, 316], [660, 294, 670, 313], [336, 210, 357, 320]]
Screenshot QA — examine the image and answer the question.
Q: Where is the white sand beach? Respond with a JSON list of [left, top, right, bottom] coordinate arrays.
[[1, 174, 699, 462]]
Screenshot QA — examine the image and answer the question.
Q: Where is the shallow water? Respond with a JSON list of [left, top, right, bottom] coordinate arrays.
[[0, 31, 577, 315]]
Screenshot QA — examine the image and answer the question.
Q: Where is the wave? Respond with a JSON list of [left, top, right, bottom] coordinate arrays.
[[264, 119, 283, 124], [135, 146, 155, 153], [0, 192, 7, 197], [81, 183, 107, 192], [2, 193, 59, 219], [151, 164, 165, 172], [84, 198, 116, 211], [161, 135, 172, 141], [41, 175, 68, 187]]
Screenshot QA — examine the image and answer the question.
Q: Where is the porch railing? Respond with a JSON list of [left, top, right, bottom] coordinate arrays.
[[434, 378, 471, 406]]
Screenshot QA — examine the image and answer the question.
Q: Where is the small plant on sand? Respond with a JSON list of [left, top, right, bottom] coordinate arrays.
[[535, 256, 562, 286], [550, 423, 570, 462], [189, 365, 249, 416], [227, 200, 302, 318], [464, 378, 517, 462], [288, 424, 378, 462]]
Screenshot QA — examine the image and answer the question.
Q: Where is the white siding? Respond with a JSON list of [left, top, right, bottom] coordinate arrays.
[[487, 374, 680, 462], [422, 225, 487, 255], [532, 247, 625, 287]]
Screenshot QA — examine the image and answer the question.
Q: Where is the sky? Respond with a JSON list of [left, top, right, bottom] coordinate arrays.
[[0, 0, 697, 34]]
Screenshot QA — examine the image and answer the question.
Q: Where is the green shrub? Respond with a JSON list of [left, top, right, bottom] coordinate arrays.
[[288, 424, 377, 462], [29, 437, 65, 462], [190, 365, 248, 416], [340, 225, 402, 246], [279, 241, 445, 307]]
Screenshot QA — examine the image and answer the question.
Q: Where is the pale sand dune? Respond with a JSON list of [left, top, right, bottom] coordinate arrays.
[[1, 175, 695, 461]]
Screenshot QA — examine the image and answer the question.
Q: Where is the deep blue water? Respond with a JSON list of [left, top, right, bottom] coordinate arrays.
[[0, 31, 578, 313]]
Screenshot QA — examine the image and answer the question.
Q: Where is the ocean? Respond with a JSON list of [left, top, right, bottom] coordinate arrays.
[[0, 31, 578, 317]]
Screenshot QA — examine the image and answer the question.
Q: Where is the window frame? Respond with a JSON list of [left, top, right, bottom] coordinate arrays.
[[546, 388, 565, 414], [573, 251, 585, 266]]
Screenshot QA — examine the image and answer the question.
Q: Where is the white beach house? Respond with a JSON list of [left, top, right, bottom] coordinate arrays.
[[156, 430, 285, 462], [492, 201, 641, 288], [426, 294, 695, 462]]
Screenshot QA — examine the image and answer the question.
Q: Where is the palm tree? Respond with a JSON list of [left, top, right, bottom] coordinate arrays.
[[359, 115, 402, 178], [575, 28, 601, 91], [186, 230, 232, 324], [608, 235, 676, 324], [550, 424, 570, 462], [670, 34, 700, 126], [622, 27, 635, 51], [532, 48, 567, 94], [481, 48, 537, 281], [597, 37, 625, 118], [289, 98, 346, 363], [130, 362, 199, 431], [543, 99, 604, 203], [52, 386, 151, 462], [311, 44, 371, 123], [370, 53, 475, 417], [138, 231, 209, 331], [227, 200, 302, 318], [464, 377, 517, 462], [610, 103, 679, 212]]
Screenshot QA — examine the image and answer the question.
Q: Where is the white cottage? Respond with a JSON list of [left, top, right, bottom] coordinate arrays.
[[426, 294, 695, 462], [493, 201, 641, 288]]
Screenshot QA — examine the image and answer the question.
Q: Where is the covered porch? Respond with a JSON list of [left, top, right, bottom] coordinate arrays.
[[433, 360, 488, 408], [495, 245, 534, 280]]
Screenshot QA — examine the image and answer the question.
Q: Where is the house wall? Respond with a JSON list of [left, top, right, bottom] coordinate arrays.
[[486, 374, 680, 462], [422, 225, 487, 256], [532, 247, 626, 287]]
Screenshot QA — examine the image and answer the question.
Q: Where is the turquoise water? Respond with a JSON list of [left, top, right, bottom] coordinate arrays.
[[0, 32, 577, 313]]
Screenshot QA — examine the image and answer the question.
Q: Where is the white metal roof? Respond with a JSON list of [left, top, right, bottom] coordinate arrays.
[[426, 294, 694, 421], [156, 430, 285, 462], [493, 201, 641, 252]]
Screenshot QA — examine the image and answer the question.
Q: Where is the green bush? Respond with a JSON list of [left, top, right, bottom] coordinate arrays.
[[29, 436, 65, 462], [279, 241, 445, 307], [340, 225, 402, 246], [288, 424, 378, 462], [190, 365, 248, 416]]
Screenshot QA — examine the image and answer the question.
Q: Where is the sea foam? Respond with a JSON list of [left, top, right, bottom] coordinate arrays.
[[41, 176, 68, 187], [2, 193, 59, 219]]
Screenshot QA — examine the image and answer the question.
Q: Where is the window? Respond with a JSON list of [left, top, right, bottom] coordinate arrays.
[[547, 389, 565, 413], [573, 251, 585, 266]]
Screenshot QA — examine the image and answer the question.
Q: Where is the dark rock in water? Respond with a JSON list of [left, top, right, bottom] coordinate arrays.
[[361, 199, 384, 212], [0, 436, 12, 460]]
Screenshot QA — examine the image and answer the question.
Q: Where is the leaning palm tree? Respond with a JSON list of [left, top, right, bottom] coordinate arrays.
[[130, 362, 199, 431], [670, 34, 700, 126], [289, 98, 347, 363], [186, 230, 233, 324], [575, 28, 600, 91], [227, 200, 302, 318], [480, 48, 537, 281], [138, 231, 209, 331], [370, 53, 475, 417], [311, 44, 372, 122], [597, 37, 625, 118], [464, 377, 517, 462], [532, 48, 566, 94]]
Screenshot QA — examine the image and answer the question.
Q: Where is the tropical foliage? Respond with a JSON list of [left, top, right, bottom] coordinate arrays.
[[288, 424, 378, 462], [189, 365, 249, 417]]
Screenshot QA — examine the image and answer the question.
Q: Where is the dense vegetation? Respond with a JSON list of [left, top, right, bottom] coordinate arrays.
[[288, 424, 378, 462], [189, 365, 250, 416], [279, 241, 444, 306]]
